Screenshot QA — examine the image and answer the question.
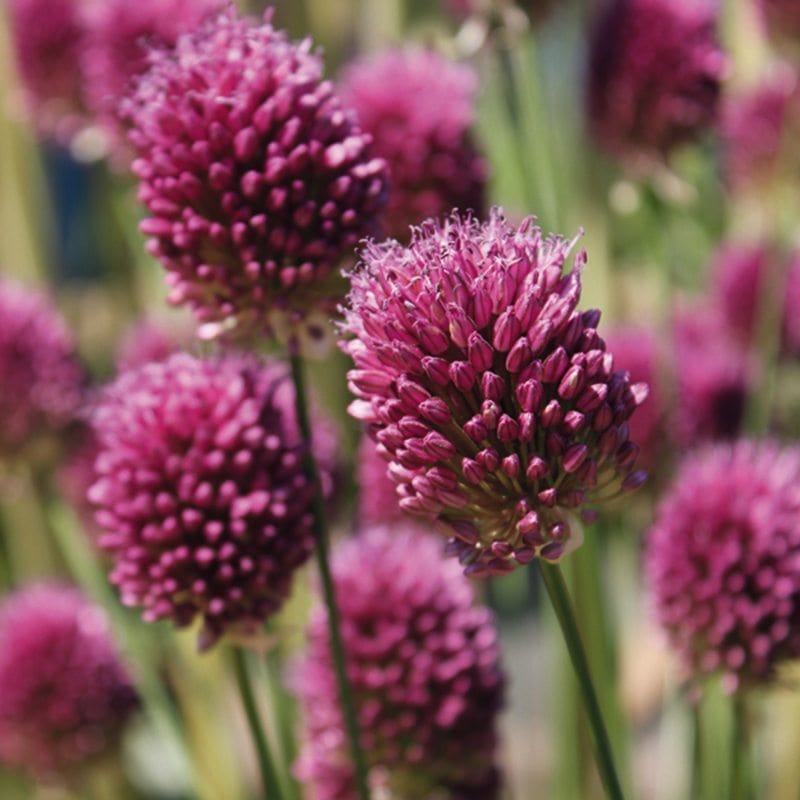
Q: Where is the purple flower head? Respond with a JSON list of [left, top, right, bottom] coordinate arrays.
[[672, 303, 754, 446], [0, 278, 84, 459], [295, 526, 504, 799], [81, 0, 222, 159], [340, 209, 649, 574], [6, 0, 86, 141], [123, 10, 388, 344], [710, 241, 800, 357], [603, 326, 663, 468], [722, 67, 800, 191], [0, 583, 138, 778], [357, 436, 405, 526], [645, 441, 800, 693], [673, 304, 756, 447], [587, 0, 726, 163], [339, 48, 486, 241], [88, 352, 335, 649]]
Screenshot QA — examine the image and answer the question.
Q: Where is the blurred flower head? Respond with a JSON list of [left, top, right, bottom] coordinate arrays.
[[672, 303, 754, 446], [340, 209, 648, 575], [587, 0, 725, 164], [646, 440, 800, 693], [295, 525, 504, 799], [123, 9, 388, 346], [89, 352, 334, 649], [710, 241, 800, 357], [722, 66, 800, 191], [5, 0, 86, 141], [0, 278, 84, 460], [0, 583, 138, 778], [340, 47, 486, 241], [81, 0, 222, 159]]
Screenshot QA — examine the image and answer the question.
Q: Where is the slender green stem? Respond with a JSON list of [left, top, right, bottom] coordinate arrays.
[[0, 504, 13, 590], [731, 695, 752, 800], [539, 561, 625, 800], [691, 703, 702, 800], [231, 647, 285, 800], [288, 353, 371, 800]]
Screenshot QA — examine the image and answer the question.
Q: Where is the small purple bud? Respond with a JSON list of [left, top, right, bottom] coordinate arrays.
[[514, 547, 536, 564], [563, 443, 589, 474], [592, 403, 614, 432], [528, 319, 552, 355], [542, 347, 569, 383], [616, 441, 640, 470], [419, 398, 452, 426], [464, 415, 488, 442], [462, 458, 486, 484], [501, 454, 520, 478], [491, 540, 513, 558], [505, 337, 532, 374], [492, 310, 521, 352], [481, 371, 506, 401], [481, 400, 500, 430], [537, 487, 557, 507], [497, 415, 520, 442], [541, 400, 563, 429], [518, 412, 536, 441], [449, 361, 476, 392], [421, 356, 450, 387], [540, 542, 565, 562], [546, 432, 565, 457], [516, 379, 543, 412], [622, 469, 648, 491], [423, 431, 456, 460], [526, 456, 548, 482], [562, 410, 586, 435], [558, 365, 585, 400], [397, 377, 430, 407], [476, 448, 500, 472], [518, 511, 540, 535], [467, 331, 494, 372], [576, 383, 608, 413]]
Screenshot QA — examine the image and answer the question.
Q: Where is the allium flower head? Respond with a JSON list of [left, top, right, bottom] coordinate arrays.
[[339, 48, 486, 240], [6, 0, 86, 140], [123, 10, 388, 342], [340, 209, 648, 574], [296, 526, 504, 799], [710, 242, 800, 356], [81, 0, 222, 156], [0, 584, 138, 778], [646, 441, 800, 693], [587, 0, 725, 162], [722, 67, 800, 190], [0, 278, 84, 458], [672, 303, 754, 446], [89, 352, 332, 648]]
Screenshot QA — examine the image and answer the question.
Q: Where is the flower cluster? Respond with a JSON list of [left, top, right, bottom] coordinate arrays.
[[587, 0, 725, 162], [81, 0, 222, 156], [5, 0, 86, 140], [89, 352, 331, 648], [710, 241, 800, 356], [646, 441, 800, 693], [672, 305, 753, 446], [295, 526, 504, 799], [0, 278, 84, 459], [339, 48, 486, 240], [722, 67, 800, 191], [123, 10, 388, 340], [341, 209, 648, 574], [0, 584, 138, 778]]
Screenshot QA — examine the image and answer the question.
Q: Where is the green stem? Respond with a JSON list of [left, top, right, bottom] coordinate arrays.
[[288, 353, 371, 800], [231, 647, 285, 800], [731, 696, 752, 800], [539, 561, 625, 800], [0, 504, 13, 590]]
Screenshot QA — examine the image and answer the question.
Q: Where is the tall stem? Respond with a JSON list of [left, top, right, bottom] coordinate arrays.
[[288, 353, 371, 800], [231, 647, 285, 800], [731, 695, 752, 800], [539, 561, 625, 800]]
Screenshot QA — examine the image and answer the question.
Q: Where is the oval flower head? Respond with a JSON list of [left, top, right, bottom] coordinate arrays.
[[122, 10, 388, 346], [89, 352, 336, 649], [646, 441, 800, 694], [340, 209, 648, 575]]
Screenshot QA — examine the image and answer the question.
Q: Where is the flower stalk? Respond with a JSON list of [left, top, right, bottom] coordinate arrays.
[[288, 352, 371, 800], [539, 560, 625, 800]]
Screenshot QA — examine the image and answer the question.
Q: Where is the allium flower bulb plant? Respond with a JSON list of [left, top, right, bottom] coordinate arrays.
[[587, 0, 726, 165], [123, 9, 388, 345], [5, 0, 86, 141], [341, 209, 648, 575], [295, 526, 505, 800], [0, 278, 84, 461], [0, 584, 138, 779], [646, 441, 800, 694], [81, 0, 222, 157], [339, 48, 486, 241], [89, 352, 334, 649]]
